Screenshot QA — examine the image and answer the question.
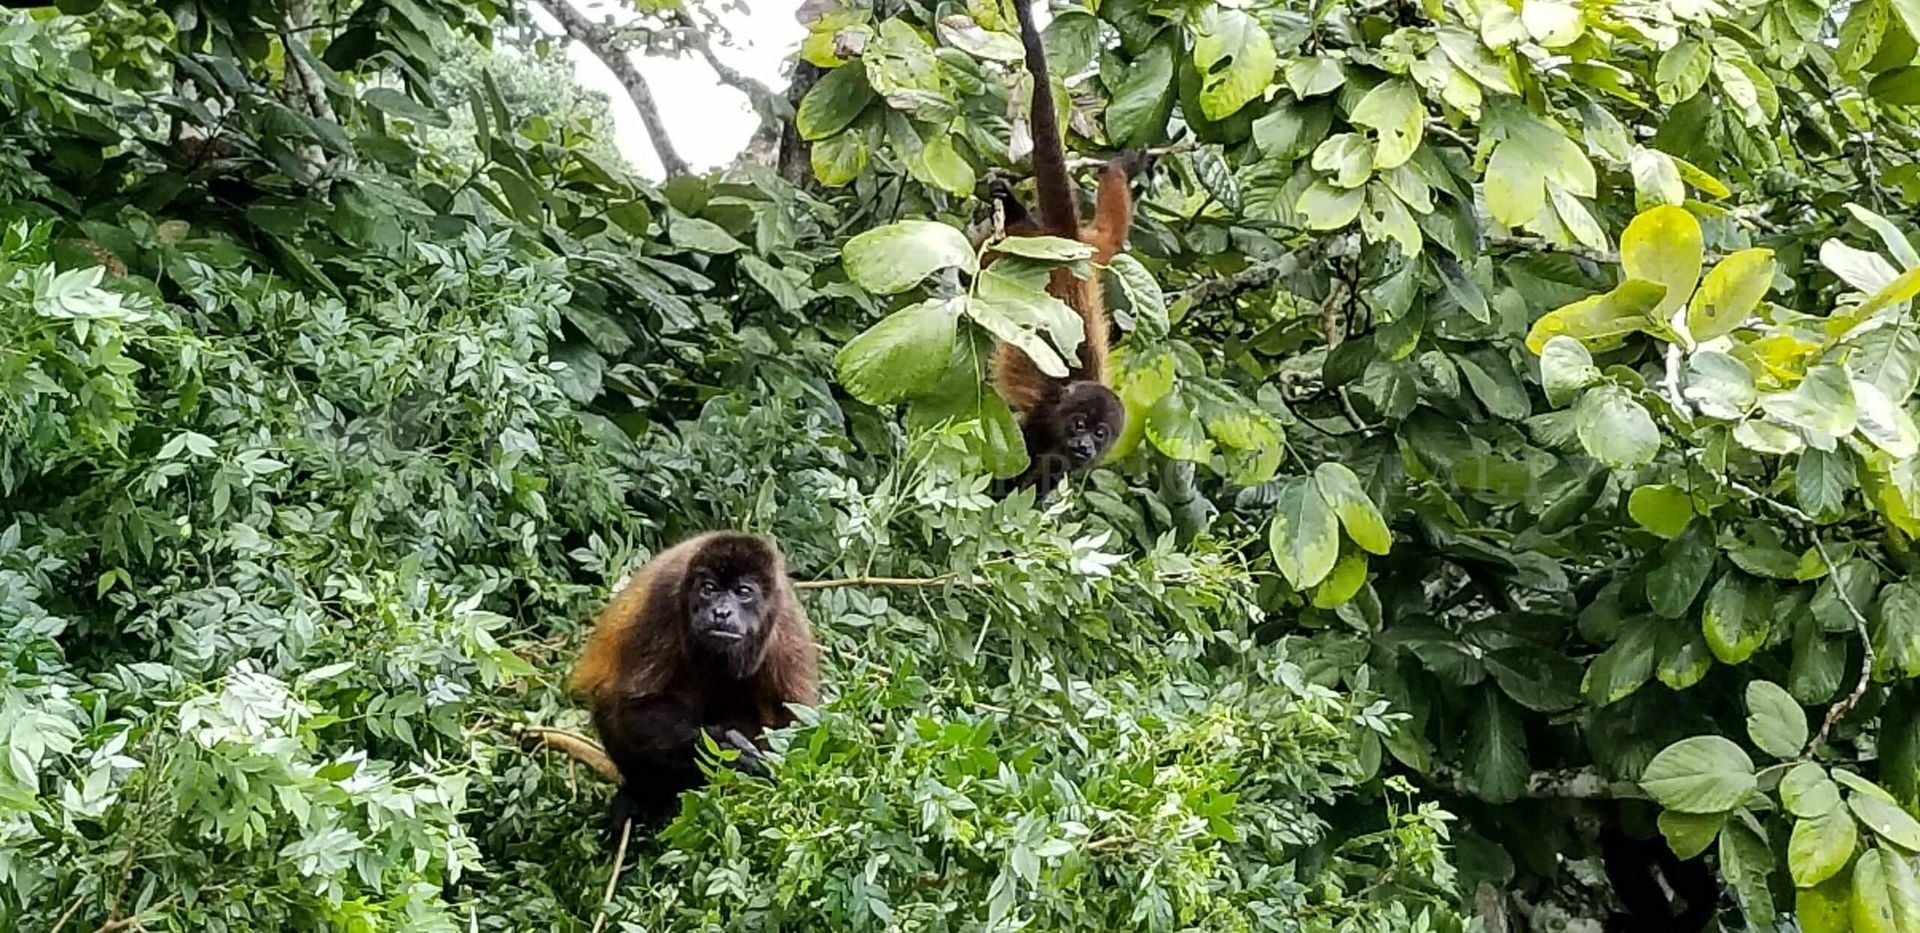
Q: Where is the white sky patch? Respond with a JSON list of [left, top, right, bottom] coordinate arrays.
[[531, 0, 808, 178]]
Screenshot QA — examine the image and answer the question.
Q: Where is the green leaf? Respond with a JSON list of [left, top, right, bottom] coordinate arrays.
[[1853, 849, 1902, 933], [1106, 39, 1178, 148], [1584, 617, 1657, 706], [1312, 133, 1374, 189], [1520, 0, 1583, 46], [1458, 350, 1530, 420], [1630, 147, 1686, 210], [935, 15, 1024, 62], [1648, 523, 1716, 619], [1486, 647, 1582, 712], [1350, 79, 1423, 170], [1192, 8, 1278, 120], [1525, 278, 1667, 353], [1783, 763, 1845, 819], [1658, 810, 1726, 859], [1269, 476, 1341, 588], [1791, 808, 1859, 888], [1846, 203, 1920, 269], [669, 216, 746, 254], [1640, 735, 1757, 813], [990, 236, 1094, 263], [1314, 462, 1392, 555], [1285, 57, 1345, 97], [797, 64, 875, 140], [1870, 65, 1920, 105], [1722, 820, 1781, 926], [836, 297, 961, 405], [1823, 238, 1902, 294], [1799, 870, 1856, 933], [915, 135, 976, 196], [1689, 248, 1776, 341], [1656, 39, 1712, 104], [1704, 573, 1773, 664], [1253, 97, 1334, 160], [1108, 255, 1168, 343], [1875, 581, 1920, 679], [810, 127, 869, 185], [1656, 620, 1714, 690], [1628, 484, 1693, 539], [1467, 691, 1529, 803], [1436, 26, 1516, 93], [1620, 206, 1704, 330], [1761, 364, 1859, 441], [842, 221, 978, 295], [1849, 792, 1920, 851], [1746, 680, 1809, 759], [1485, 105, 1594, 227], [1575, 386, 1661, 469], [1296, 180, 1367, 230], [970, 269, 1083, 379], [362, 87, 452, 128], [1685, 351, 1758, 420], [1797, 447, 1856, 521], [1858, 267, 1920, 318], [1539, 335, 1600, 407], [1310, 552, 1370, 608], [1144, 389, 1213, 461]]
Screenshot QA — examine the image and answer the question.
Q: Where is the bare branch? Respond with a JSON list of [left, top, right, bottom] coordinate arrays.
[[1168, 252, 1305, 307], [1806, 535, 1877, 755], [794, 574, 985, 590], [667, 11, 786, 123], [589, 819, 633, 933], [537, 0, 690, 177]]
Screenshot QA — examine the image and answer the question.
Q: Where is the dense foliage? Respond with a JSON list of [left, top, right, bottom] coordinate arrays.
[[5, 0, 1920, 929]]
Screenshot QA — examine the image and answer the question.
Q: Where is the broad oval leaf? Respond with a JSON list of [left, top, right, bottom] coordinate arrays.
[[1575, 386, 1661, 469], [835, 297, 961, 405], [1192, 8, 1278, 120], [1688, 248, 1776, 341], [1540, 335, 1600, 407], [1783, 763, 1845, 819], [1790, 808, 1859, 888], [1269, 475, 1341, 589], [1620, 206, 1704, 330], [1640, 735, 1757, 813], [1848, 792, 1920, 851], [1628, 484, 1693, 539], [843, 220, 978, 295], [797, 64, 875, 140], [1350, 79, 1424, 169], [1526, 279, 1667, 353], [1745, 679, 1809, 759], [1314, 462, 1392, 555]]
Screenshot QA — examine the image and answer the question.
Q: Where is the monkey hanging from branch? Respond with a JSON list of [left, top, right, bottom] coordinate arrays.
[[569, 532, 819, 838], [985, 0, 1152, 500]]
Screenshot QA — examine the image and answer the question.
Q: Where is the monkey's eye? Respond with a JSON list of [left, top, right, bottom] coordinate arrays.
[[1095, 424, 1110, 439], [698, 580, 719, 597], [734, 583, 756, 600]]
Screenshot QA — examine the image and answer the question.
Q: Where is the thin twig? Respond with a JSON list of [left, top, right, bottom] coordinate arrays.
[[1806, 535, 1877, 755], [93, 894, 180, 933], [1168, 252, 1305, 307], [49, 895, 85, 933], [589, 819, 633, 933], [793, 574, 983, 590]]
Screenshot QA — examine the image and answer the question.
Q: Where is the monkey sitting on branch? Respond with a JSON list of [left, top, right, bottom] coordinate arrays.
[[567, 531, 819, 839]]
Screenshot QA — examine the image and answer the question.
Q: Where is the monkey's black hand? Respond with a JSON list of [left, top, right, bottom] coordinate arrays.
[[1114, 147, 1157, 179], [719, 728, 770, 778]]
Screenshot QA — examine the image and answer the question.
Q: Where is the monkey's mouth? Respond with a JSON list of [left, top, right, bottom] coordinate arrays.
[[702, 629, 744, 642]]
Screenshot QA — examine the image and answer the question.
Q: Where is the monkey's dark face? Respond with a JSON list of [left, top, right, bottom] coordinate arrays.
[[687, 569, 767, 666], [1057, 382, 1125, 468]]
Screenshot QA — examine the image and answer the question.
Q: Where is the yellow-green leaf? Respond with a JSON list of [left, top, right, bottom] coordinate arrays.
[[1620, 206, 1704, 330], [1689, 248, 1777, 341], [1314, 462, 1392, 555]]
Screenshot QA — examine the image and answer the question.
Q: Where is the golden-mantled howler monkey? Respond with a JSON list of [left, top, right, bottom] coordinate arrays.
[[987, 0, 1148, 500], [570, 532, 819, 837]]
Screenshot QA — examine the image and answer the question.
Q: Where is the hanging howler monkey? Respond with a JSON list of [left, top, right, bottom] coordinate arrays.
[[986, 0, 1148, 500], [569, 532, 819, 837]]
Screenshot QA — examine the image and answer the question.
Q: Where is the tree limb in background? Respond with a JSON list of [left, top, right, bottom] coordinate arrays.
[[537, 0, 691, 177], [667, 11, 786, 123]]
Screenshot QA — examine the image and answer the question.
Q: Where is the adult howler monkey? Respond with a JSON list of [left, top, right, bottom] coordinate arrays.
[[570, 532, 819, 836], [987, 0, 1148, 500]]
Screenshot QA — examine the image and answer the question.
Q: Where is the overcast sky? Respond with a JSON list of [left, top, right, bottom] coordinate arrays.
[[532, 0, 808, 178]]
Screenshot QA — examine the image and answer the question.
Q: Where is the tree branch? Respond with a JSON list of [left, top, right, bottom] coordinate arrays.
[[794, 574, 985, 590], [1427, 765, 1641, 799], [1806, 535, 1876, 755], [1168, 252, 1305, 307], [667, 11, 786, 123], [537, 0, 690, 177]]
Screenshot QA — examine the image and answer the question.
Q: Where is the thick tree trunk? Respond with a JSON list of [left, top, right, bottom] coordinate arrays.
[[537, 0, 691, 178]]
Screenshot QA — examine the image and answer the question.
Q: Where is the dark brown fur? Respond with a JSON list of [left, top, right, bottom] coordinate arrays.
[[570, 532, 818, 833], [987, 0, 1141, 498]]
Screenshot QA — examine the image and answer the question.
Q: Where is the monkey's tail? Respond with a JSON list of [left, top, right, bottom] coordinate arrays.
[[1011, 0, 1079, 237]]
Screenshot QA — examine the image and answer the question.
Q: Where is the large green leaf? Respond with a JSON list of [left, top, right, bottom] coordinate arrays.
[[1575, 386, 1661, 469], [1314, 462, 1392, 555], [1539, 335, 1600, 407], [1620, 206, 1703, 330], [1746, 680, 1809, 759], [1761, 364, 1859, 441], [1192, 7, 1278, 120], [1688, 248, 1776, 341], [1485, 103, 1594, 227], [1107, 38, 1178, 148], [1790, 808, 1859, 888], [1526, 279, 1667, 353], [835, 297, 961, 405], [1627, 484, 1693, 539], [1467, 691, 1529, 803], [1722, 820, 1781, 926], [1648, 523, 1716, 619], [1849, 792, 1920, 850], [1685, 351, 1758, 419], [1703, 572, 1772, 664], [843, 220, 978, 294], [797, 64, 875, 140], [970, 269, 1084, 379], [1269, 475, 1341, 589], [1853, 849, 1902, 933], [1783, 763, 1844, 819], [1349, 79, 1423, 169], [1641, 735, 1757, 813]]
